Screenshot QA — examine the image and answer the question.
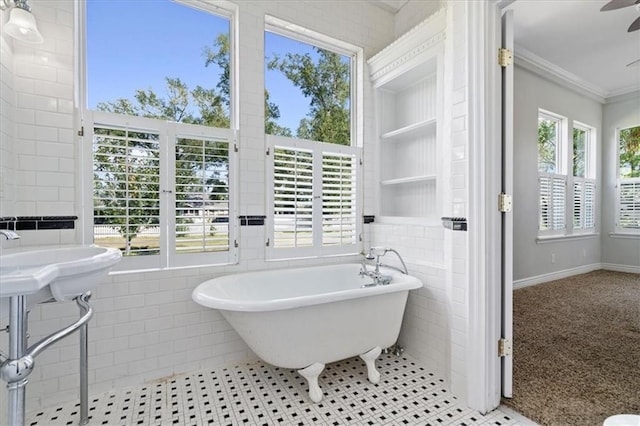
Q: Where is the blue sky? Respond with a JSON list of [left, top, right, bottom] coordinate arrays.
[[86, 0, 342, 132]]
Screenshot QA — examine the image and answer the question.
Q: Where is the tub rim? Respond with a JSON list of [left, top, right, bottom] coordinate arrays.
[[192, 263, 423, 312]]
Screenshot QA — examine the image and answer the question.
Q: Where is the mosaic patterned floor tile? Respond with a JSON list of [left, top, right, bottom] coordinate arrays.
[[25, 354, 534, 426]]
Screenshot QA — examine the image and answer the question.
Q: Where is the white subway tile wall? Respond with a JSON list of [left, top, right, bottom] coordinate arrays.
[[0, 0, 480, 419], [369, 1, 471, 402]]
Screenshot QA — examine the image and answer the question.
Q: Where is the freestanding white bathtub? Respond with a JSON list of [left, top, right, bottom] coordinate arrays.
[[192, 263, 423, 402]]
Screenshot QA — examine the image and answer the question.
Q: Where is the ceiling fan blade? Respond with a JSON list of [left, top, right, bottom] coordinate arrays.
[[600, 0, 639, 11], [629, 15, 640, 31]]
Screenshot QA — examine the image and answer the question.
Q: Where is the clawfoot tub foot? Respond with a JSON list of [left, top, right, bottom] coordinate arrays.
[[360, 346, 382, 384], [298, 362, 325, 403]]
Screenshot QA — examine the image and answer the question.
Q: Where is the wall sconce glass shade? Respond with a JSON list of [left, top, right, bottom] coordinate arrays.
[[4, 4, 43, 44]]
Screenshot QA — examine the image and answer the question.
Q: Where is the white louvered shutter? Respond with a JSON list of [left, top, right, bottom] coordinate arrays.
[[539, 174, 566, 232], [618, 180, 640, 230], [584, 181, 596, 229], [322, 152, 357, 246], [93, 125, 161, 256], [573, 181, 584, 229], [273, 146, 314, 248], [174, 136, 230, 254]]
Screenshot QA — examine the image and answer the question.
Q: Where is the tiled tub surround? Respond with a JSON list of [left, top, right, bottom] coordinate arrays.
[[25, 353, 530, 426]]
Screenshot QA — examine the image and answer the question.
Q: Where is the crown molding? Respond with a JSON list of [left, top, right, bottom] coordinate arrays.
[[605, 89, 640, 105], [367, 7, 446, 85], [515, 46, 607, 104]]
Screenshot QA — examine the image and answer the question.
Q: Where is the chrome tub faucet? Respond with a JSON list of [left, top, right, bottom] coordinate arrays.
[[366, 247, 408, 275], [360, 246, 409, 287]]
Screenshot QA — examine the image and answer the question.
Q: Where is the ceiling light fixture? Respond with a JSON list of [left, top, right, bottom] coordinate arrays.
[[1, 0, 44, 44]]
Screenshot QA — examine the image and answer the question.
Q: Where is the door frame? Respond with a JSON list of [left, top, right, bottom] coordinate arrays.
[[466, 0, 513, 413]]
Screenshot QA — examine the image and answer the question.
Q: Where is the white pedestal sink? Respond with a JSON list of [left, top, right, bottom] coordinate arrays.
[[0, 245, 122, 303], [0, 245, 121, 426]]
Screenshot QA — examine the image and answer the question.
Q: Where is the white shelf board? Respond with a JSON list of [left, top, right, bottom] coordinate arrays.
[[380, 175, 437, 186], [381, 118, 437, 141]]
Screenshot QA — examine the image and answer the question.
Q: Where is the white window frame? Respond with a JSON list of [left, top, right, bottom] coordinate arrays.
[[538, 110, 567, 175], [78, 0, 239, 271], [538, 110, 567, 236], [571, 121, 596, 234], [616, 125, 640, 234], [266, 135, 360, 259], [537, 111, 598, 238], [83, 111, 237, 270], [264, 17, 364, 260]]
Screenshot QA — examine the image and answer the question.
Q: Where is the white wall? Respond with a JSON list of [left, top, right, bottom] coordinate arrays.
[[371, 1, 471, 401], [512, 65, 603, 283], [0, 7, 15, 215], [601, 92, 640, 271], [0, 0, 399, 411]]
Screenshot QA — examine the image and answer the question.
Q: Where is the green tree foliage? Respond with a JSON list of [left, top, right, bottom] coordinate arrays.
[[538, 118, 557, 173], [268, 48, 350, 145], [94, 31, 351, 251], [95, 35, 234, 251], [573, 128, 585, 178], [619, 126, 640, 178], [265, 90, 293, 137]]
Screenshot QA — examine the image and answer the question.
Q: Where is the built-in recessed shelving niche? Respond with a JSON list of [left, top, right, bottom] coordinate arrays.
[[368, 8, 446, 223]]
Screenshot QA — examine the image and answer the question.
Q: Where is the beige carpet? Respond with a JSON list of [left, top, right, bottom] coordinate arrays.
[[501, 270, 640, 426]]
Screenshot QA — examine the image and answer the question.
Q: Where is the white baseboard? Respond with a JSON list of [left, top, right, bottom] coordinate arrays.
[[601, 263, 640, 274], [513, 263, 602, 289]]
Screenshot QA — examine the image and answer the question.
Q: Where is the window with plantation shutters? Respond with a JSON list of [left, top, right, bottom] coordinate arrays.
[[264, 20, 362, 259], [617, 125, 640, 233], [537, 112, 597, 237], [86, 111, 236, 270], [83, 1, 237, 270], [267, 135, 360, 259]]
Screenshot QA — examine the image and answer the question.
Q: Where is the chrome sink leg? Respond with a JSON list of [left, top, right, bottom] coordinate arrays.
[[3, 295, 30, 426], [1, 292, 95, 426], [78, 292, 91, 426]]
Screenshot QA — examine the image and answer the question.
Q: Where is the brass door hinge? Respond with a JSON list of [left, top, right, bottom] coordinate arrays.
[[498, 193, 512, 213], [498, 48, 512, 67], [498, 338, 512, 357]]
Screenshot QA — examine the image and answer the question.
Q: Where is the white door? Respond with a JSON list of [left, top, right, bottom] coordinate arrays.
[[501, 8, 514, 399]]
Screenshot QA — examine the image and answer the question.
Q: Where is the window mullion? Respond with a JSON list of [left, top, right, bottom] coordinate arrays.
[[312, 144, 323, 253], [163, 122, 176, 268]]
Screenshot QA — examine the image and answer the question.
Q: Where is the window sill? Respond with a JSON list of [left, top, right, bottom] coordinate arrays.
[[608, 232, 640, 239], [109, 261, 237, 276], [536, 233, 599, 244]]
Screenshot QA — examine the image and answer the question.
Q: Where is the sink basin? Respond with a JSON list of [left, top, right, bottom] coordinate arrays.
[[0, 245, 122, 307]]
